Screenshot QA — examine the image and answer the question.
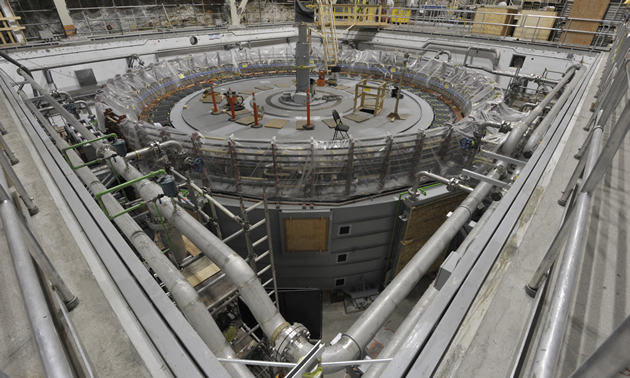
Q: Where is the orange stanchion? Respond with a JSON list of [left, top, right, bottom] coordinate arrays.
[[228, 88, 236, 121], [210, 80, 220, 115], [252, 92, 259, 127]]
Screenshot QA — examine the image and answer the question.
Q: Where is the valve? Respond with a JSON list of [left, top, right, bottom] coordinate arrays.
[[460, 137, 474, 151], [193, 158, 204, 172]]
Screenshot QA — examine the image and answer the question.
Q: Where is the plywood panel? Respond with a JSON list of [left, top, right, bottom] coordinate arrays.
[[284, 217, 330, 252], [513, 10, 558, 41], [472, 6, 518, 37], [561, 0, 610, 46], [396, 193, 468, 275], [182, 255, 221, 287]]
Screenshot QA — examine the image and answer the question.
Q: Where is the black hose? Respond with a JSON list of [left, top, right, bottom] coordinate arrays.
[[0, 50, 38, 97]]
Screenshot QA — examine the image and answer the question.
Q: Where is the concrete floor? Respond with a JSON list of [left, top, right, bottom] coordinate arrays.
[[0, 90, 156, 377], [434, 50, 630, 377]]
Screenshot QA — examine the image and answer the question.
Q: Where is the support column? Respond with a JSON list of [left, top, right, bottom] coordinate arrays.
[[52, 0, 76, 36]]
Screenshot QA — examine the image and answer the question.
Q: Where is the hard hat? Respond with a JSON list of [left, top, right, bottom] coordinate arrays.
[[625, 0, 630, 5]]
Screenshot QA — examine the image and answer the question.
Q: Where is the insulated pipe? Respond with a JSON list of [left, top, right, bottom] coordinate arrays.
[[523, 67, 586, 158], [0, 199, 73, 378], [33, 109, 252, 378], [502, 65, 581, 156], [362, 199, 500, 378], [0, 146, 38, 214], [568, 314, 630, 378], [527, 125, 603, 378]]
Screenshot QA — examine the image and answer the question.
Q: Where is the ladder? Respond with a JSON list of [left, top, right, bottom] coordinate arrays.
[[317, 0, 339, 72]]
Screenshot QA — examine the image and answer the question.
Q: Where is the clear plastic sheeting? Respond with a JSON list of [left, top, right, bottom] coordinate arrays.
[[97, 46, 525, 202], [71, 5, 218, 36]]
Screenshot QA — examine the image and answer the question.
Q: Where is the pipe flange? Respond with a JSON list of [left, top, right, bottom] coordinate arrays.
[[273, 322, 310, 361], [149, 141, 161, 155]]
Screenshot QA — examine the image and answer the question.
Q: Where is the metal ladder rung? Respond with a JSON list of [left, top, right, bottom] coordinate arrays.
[[250, 218, 266, 231], [255, 250, 270, 262], [222, 228, 243, 244], [253, 235, 268, 248], [262, 277, 274, 287], [257, 264, 271, 277]]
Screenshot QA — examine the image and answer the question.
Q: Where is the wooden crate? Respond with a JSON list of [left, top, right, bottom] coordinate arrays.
[[560, 0, 610, 46], [513, 10, 558, 41], [471, 6, 518, 37]]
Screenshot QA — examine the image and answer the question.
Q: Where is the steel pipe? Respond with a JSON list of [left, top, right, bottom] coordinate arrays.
[[568, 314, 630, 378], [33, 107, 252, 378], [414, 171, 474, 194], [113, 159, 287, 339], [313, 168, 503, 372], [502, 65, 581, 156], [0, 199, 73, 378], [0, 149, 38, 214], [363, 199, 500, 378], [124, 140, 184, 161], [523, 67, 586, 157], [527, 125, 602, 378]]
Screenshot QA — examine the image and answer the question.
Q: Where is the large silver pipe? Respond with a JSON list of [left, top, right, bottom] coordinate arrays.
[[0, 148, 38, 214], [502, 65, 581, 156], [527, 125, 603, 378], [311, 167, 504, 371], [362, 199, 501, 378], [523, 67, 586, 157], [568, 314, 630, 378], [33, 108, 253, 378], [112, 136, 505, 371], [110, 158, 288, 340], [30, 63, 512, 369], [0, 199, 73, 378]]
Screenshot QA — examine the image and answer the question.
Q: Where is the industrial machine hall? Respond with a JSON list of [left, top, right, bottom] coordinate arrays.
[[0, 0, 629, 377]]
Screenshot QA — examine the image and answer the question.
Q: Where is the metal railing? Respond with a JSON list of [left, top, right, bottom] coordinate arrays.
[[386, 7, 621, 49], [14, 2, 622, 50], [513, 22, 630, 378]]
